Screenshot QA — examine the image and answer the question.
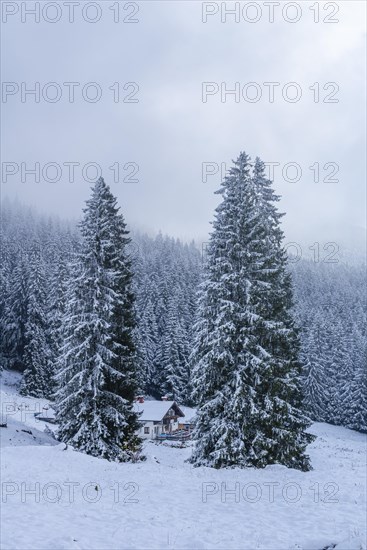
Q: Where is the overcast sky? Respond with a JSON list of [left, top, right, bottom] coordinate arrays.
[[1, 0, 366, 252]]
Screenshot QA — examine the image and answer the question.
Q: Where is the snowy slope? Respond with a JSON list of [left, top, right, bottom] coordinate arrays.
[[0, 370, 55, 433], [1, 371, 366, 550], [0, 417, 57, 448]]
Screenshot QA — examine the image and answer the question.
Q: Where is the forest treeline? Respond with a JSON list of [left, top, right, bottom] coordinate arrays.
[[0, 198, 365, 433]]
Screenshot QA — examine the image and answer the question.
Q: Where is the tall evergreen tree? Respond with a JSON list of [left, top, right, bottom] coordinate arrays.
[[20, 257, 51, 397], [348, 343, 367, 432], [47, 255, 70, 383], [2, 256, 29, 371], [161, 298, 191, 403], [137, 297, 158, 394], [301, 321, 328, 422], [54, 177, 142, 462], [0, 251, 10, 369], [190, 151, 312, 470]]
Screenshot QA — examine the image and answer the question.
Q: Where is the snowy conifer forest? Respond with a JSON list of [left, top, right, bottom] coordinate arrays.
[[1, 153, 366, 548], [2, 1, 366, 548], [1, 177, 365, 435]]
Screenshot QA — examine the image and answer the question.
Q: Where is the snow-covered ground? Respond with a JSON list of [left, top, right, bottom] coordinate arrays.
[[1, 370, 366, 550]]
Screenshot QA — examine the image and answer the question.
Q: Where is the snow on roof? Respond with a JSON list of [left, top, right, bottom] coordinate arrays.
[[178, 406, 197, 423], [133, 400, 184, 422]]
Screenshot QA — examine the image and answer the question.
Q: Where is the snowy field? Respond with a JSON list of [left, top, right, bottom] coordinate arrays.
[[1, 370, 366, 550]]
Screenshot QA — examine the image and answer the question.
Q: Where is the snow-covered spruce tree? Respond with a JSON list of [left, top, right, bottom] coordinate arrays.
[[54, 177, 142, 461], [0, 248, 10, 369], [348, 343, 367, 432], [251, 158, 314, 468], [190, 152, 313, 470], [47, 255, 69, 376], [326, 319, 355, 426], [301, 321, 328, 423], [2, 256, 30, 371], [136, 297, 159, 395], [161, 298, 191, 404], [20, 256, 52, 397]]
